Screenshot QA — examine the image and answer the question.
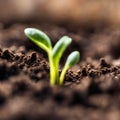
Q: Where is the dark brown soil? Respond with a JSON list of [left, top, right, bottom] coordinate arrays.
[[0, 22, 120, 120]]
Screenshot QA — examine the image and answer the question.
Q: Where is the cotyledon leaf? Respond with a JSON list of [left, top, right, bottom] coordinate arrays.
[[52, 36, 72, 62], [24, 28, 52, 52], [59, 51, 80, 85], [65, 51, 80, 68]]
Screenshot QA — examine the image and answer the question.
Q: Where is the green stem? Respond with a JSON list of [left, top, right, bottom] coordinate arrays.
[[59, 65, 69, 86], [49, 53, 59, 86]]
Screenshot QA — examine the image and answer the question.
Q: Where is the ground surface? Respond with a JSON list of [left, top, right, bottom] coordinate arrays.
[[0, 22, 119, 120]]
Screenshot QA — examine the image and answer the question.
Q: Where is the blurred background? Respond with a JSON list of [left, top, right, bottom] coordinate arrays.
[[0, 0, 120, 61], [0, 0, 120, 28]]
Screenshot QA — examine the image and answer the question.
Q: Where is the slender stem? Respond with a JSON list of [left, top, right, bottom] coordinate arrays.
[[59, 65, 69, 86], [48, 53, 59, 86]]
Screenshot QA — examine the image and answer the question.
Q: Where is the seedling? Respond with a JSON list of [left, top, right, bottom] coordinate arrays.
[[24, 28, 80, 86]]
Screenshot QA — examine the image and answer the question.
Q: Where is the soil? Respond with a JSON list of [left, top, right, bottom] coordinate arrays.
[[0, 23, 120, 120], [0, 22, 120, 120]]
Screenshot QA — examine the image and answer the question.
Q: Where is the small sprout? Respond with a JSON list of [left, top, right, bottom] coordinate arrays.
[[24, 28, 80, 86]]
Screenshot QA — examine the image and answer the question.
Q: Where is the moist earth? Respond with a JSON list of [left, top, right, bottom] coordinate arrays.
[[0, 23, 120, 120]]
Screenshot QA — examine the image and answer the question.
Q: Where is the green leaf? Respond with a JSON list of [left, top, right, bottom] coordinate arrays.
[[65, 51, 80, 68], [52, 36, 72, 62], [59, 51, 80, 85], [24, 28, 52, 52]]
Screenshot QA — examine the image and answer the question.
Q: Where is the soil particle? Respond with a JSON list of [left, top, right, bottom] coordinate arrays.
[[100, 58, 111, 68], [0, 60, 18, 80], [1, 49, 15, 61]]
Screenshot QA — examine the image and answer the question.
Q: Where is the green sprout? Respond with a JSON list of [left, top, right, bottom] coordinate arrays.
[[24, 28, 80, 86]]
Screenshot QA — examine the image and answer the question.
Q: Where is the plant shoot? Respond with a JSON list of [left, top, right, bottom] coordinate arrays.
[[24, 28, 80, 86]]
